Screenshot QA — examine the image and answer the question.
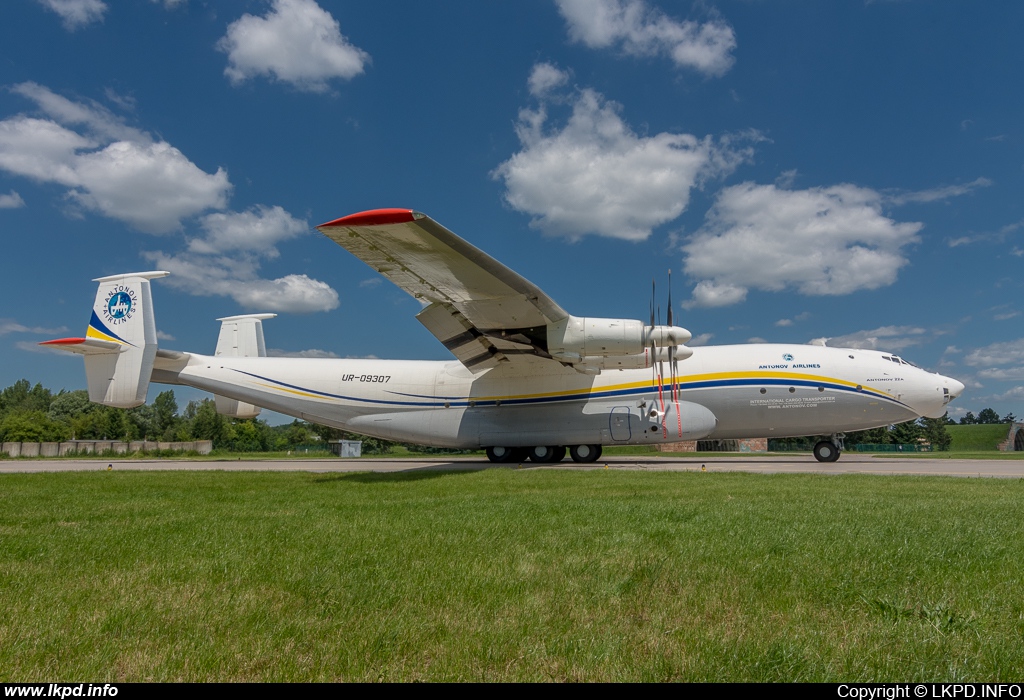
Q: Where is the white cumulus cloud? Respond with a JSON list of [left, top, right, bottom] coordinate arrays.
[[814, 326, 929, 352], [142, 250, 339, 314], [189, 205, 308, 256], [69, 141, 231, 233], [555, 0, 736, 76], [528, 63, 570, 97], [11, 82, 148, 144], [0, 83, 333, 314], [494, 76, 756, 241], [965, 339, 1024, 367], [36, 0, 107, 30], [976, 367, 1024, 381], [980, 386, 1024, 402], [0, 191, 25, 209], [218, 0, 370, 92], [0, 320, 68, 336], [687, 280, 747, 307], [886, 177, 993, 206], [0, 84, 230, 233], [682, 182, 922, 307], [267, 347, 340, 358]]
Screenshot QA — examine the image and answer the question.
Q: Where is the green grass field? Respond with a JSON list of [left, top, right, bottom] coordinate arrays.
[[2, 469, 1023, 681], [946, 424, 1013, 452]]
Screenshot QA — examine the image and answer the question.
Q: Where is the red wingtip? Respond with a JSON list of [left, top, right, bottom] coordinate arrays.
[[318, 208, 418, 228], [39, 338, 86, 346]]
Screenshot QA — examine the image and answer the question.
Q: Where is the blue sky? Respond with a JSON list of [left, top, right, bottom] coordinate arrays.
[[2, 0, 1023, 422]]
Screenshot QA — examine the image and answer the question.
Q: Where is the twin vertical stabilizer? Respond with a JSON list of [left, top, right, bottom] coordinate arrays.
[[213, 314, 276, 419], [83, 271, 169, 408], [42, 273, 279, 417]]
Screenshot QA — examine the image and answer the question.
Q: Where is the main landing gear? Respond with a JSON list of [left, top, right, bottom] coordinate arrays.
[[485, 444, 603, 464], [485, 446, 528, 463], [813, 434, 844, 463]]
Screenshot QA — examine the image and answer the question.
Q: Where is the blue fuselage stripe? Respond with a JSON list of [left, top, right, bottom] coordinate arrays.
[[229, 369, 911, 411]]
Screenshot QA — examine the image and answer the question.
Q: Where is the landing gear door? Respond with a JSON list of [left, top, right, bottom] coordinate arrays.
[[610, 406, 632, 441]]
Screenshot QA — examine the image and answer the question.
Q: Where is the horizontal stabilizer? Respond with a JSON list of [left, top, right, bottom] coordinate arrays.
[[39, 337, 122, 355]]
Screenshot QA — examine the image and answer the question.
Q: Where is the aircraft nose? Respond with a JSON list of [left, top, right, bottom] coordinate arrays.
[[946, 378, 965, 401], [920, 374, 965, 418]]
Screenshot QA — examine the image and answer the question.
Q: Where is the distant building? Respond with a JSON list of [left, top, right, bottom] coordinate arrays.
[[328, 440, 362, 457]]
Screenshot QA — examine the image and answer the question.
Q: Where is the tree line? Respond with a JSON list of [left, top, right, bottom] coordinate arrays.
[[767, 414, 957, 452], [0, 379, 397, 453], [956, 408, 1016, 425], [844, 414, 954, 451]]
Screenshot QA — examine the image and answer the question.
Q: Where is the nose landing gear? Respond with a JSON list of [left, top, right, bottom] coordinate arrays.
[[569, 444, 602, 463]]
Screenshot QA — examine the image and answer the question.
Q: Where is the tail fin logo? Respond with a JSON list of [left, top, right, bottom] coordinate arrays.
[[103, 287, 137, 325]]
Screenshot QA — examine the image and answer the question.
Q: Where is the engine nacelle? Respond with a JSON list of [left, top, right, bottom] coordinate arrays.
[[548, 315, 691, 359], [548, 316, 643, 359], [574, 345, 695, 372]]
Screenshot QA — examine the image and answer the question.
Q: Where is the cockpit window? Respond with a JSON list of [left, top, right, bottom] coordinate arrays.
[[881, 354, 918, 367]]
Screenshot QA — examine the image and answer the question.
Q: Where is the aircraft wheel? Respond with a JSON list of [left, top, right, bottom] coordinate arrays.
[[528, 446, 552, 462], [528, 445, 566, 463], [569, 444, 603, 463], [813, 440, 841, 463], [486, 446, 519, 463]]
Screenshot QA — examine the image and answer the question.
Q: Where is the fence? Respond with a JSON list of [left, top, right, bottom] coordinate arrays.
[[1, 440, 213, 457], [852, 443, 930, 453]]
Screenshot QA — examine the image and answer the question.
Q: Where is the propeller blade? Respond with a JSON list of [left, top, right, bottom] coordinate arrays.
[[650, 278, 656, 327], [667, 269, 673, 329], [669, 343, 676, 401], [649, 277, 657, 380], [657, 304, 666, 419], [667, 268, 677, 400]]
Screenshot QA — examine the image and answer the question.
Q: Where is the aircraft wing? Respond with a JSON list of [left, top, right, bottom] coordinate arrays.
[[318, 209, 569, 370]]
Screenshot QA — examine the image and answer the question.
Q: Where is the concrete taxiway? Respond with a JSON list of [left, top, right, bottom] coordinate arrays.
[[1, 454, 1022, 478]]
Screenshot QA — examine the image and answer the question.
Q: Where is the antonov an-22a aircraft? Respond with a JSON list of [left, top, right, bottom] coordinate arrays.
[[43, 208, 965, 464]]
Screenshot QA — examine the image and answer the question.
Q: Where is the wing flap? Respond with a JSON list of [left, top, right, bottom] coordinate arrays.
[[416, 302, 505, 372]]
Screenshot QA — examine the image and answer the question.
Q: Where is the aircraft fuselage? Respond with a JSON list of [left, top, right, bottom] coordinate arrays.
[[156, 343, 959, 449]]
